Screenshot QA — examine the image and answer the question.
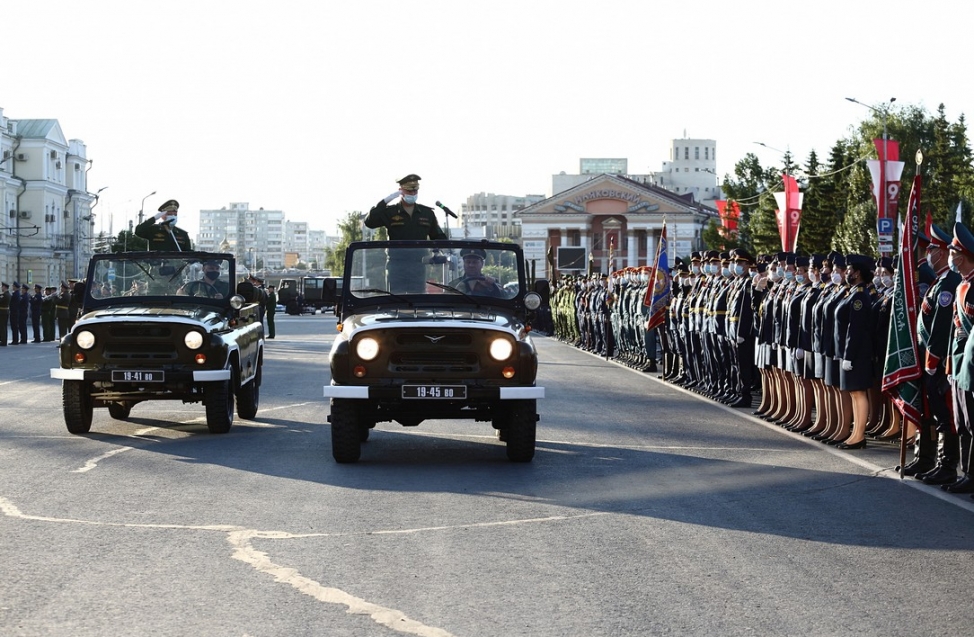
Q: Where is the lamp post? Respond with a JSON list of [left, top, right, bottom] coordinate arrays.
[[89, 187, 108, 254], [845, 96, 896, 221], [138, 190, 157, 225]]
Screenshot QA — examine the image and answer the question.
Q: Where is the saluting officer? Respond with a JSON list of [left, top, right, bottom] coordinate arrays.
[[135, 199, 193, 251], [30, 283, 43, 343], [365, 174, 446, 241], [55, 281, 71, 338]]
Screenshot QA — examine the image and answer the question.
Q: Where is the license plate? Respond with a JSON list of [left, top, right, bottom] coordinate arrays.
[[112, 370, 165, 383], [402, 384, 466, 399]]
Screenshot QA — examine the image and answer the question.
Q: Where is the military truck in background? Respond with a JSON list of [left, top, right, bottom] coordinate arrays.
[[276, 275, 341, 315]]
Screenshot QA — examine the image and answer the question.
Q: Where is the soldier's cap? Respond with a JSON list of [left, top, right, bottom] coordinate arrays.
[[719, 251, 730, 261], [21, 283, 28, 290], [203, 259, 221, 266], [795, 256, 810, 268], [826, 250, 841, 262], [60, 280, 69, 288], [929, 223, 952, 250], [677, 261, 690, 273], [876, 256, 894, 270], [397, 174, 421, 189], [705, 250, 720, 261], [459, 248, 486, 260], [158, 199, 179, 213], [34, 283, 41, 289], [845, 254, 873, 270], [918, 261, 937, 286], [831, 253, 847, 269], [785, 253, 797, 266], [45, 286, 55, 291], [12, 281, 20, 287], [916, 230, 931, 246], [949, 221, 974, 258], [690, 251, 702, 262], [731, 248, 754, 263], [755, 263, 768, 273], [68, 279, 78, 284], [0, 282, 7, 288]]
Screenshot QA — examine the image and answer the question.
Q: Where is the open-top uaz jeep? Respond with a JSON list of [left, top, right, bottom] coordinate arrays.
[[50, 251, 264, 434], [323, 239, 545, 463]]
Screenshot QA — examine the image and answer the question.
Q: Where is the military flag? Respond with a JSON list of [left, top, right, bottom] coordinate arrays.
[[642, 222, 671, 332], [881, 173, 923, 426]]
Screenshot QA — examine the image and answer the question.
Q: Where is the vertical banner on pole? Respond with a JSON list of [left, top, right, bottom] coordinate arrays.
[[867, 139, 905, 255], [772, 174, 803, 252]]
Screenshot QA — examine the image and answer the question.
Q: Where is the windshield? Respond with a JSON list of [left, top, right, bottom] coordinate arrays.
[[348, 244, 522, 301], [86, 255, 234, 303]]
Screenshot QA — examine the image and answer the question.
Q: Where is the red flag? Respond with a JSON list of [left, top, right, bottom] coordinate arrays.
[[773, 174, 803, 252], [642, 224, 671, 333]]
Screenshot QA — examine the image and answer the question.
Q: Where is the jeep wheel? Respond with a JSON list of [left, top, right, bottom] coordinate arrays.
[[237, 364, 261, 420], [204, 378, 235, 434], [63, 380, 93, 434], [330, 399, 362, 463], [505, 400, 537, 462], [108, 402, 132, 420]]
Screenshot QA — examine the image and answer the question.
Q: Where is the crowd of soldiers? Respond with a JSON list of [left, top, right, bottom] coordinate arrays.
[[551, 221, 974, 497], [0, 280, 83, 347]]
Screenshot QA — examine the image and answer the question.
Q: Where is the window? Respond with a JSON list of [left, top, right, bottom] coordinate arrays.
[[684, 148, 689, 160], [695, 147, 699, 160], [705, 147, 709, 160]]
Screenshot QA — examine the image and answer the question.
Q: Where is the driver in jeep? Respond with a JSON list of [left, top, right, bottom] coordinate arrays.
[[449, 248, 506, 297], [178, 260, 229, 299]]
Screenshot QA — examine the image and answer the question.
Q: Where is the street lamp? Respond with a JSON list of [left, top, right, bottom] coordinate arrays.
[[138, 190, 157, 225], [845, 97, 897, 222]]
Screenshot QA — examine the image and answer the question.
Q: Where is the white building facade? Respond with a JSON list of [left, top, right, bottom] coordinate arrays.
[[458, 192, 546, 240], [0, 107, 96, 286]]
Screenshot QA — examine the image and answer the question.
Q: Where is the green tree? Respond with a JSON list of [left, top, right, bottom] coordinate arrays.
[[796, 149, 833, 255], [324, 211, 365, 276]]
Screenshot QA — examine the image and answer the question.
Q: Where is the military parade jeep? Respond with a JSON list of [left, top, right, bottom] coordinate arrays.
[[323, 239, 546, 463], [50, 251, 264, 434]]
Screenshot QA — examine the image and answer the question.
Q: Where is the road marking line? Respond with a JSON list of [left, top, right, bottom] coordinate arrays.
[[3, 496, 596, 636], [71, 427, 162, 473]]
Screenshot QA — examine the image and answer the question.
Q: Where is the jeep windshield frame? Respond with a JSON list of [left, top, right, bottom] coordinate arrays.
[[338, 240, 528, 319], [81, 251, 237, 312]]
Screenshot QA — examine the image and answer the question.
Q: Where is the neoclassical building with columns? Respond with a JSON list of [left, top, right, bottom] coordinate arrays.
[[516, 173, 718, 279]]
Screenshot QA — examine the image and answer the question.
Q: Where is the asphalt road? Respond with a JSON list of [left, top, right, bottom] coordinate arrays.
[[2, 314, 973, 637]]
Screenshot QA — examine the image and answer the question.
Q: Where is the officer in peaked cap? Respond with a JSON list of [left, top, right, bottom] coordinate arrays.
[[135, 198, 193, 251], [365, 174, 446, 241], [909, 223, 962, 478], [939, 221, 974, 492], [29, 283, 43, 343], [9, 282, 21, 345], [18, 283, 30, 345]]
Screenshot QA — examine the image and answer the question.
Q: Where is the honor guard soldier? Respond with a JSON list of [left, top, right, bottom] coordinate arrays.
[[365, 174, 447, 241], [56, 281, 71, 338], [18, 283, 30, 345], [9, 282, 21, 344], [30, 283, 43, 343], [907, 226, 960, 477], [0, 282, 9, 346], [41, 286, 57, 341], [135, 199, 193, 251], [941, 222, 974, 493]]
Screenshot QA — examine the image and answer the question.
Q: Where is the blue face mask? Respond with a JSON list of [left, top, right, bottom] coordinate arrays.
[[950, 259, 960, 274], [795, 274, 806, 284], [402, 194, 417, 205], [721, 267, 731, 277], [784, 270, 795, 280], [734, 264, 745, 276]]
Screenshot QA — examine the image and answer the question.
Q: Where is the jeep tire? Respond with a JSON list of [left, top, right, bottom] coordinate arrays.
[[330, 398, 362, 463], [204, 376, 235, 434], [108, 402, 132, 420], [504, 399, 537, 462], [63, 380, 93, 434]]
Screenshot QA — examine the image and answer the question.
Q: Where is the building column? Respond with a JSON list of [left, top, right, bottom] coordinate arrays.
[[646, 231, 655, 268], [627, 234, 637, 268]]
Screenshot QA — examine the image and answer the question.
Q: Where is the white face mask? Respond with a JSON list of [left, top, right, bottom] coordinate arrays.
[[809, 272, 820, 284], [402, 194, 417, 205], [831, 272, 843, 284], [926, 252, 936, 269], [691, 265, 700, 275], [880, 275, 893, 288]]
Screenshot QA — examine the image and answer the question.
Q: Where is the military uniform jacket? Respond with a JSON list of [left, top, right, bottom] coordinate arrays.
[[365, 200, 446, 240], [30, 292, 43, 318], [135, 218, 193, 251], [917, 267, 960, 371], [951, 270, 974, 390], [0, 290, 9, 312]]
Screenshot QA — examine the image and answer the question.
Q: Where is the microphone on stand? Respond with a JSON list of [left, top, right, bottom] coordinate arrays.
[[435, 200, 458, 219]]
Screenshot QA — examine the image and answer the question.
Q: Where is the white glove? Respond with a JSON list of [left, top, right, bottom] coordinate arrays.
[[153, 210, 166, 220], [795, 348, 805, 360], [841, 359, 853, 371], [736, 336, 744, 344], [924, 366, 936, 376], [382, 191, 401, 204]]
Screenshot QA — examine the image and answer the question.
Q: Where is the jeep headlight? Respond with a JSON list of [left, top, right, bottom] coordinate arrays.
[[489, 338, 514, 361], [75, 330, 96, 350], [184, 330, 204, 350], [524, 292, 542, 311], [356, 337, 380, 361]]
